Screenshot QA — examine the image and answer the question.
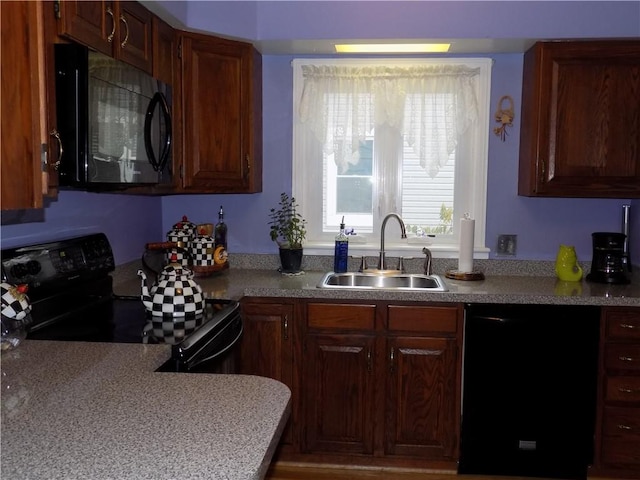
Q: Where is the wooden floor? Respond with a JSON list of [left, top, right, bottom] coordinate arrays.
[[265, 463, 560, 480]]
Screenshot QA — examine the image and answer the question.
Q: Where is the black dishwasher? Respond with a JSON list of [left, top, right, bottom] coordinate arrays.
[[459, 303, 600, 480]]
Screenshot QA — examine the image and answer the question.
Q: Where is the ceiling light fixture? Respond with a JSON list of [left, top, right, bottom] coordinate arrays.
[[335, 43, 451, 54]]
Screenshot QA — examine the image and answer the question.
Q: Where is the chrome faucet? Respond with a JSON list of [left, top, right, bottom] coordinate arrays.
[[377, 213, 407, 270], [422, 247, 432, 275]]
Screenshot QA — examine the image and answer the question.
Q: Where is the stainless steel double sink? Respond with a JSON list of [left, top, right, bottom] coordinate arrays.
[[317, 271, 448, 292]]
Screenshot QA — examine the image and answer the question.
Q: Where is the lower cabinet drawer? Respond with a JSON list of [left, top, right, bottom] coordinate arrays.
[[605, 344, 640, 372], [387, 305, 458, 333], [307, 303, 376, 330], [606, 310, 640, 341], [605, 376, 640, 403], [602, 406, 640, 465]]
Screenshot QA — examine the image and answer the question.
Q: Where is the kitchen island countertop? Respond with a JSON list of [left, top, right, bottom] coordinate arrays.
[[1, 341, 291, 480]]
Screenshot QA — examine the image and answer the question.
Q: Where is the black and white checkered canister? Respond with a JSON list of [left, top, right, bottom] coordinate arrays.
[[191, 233, 215, 267], [1, 283, 32, 321], [165, 216, 198, 267], [166, 230, 192, 267]]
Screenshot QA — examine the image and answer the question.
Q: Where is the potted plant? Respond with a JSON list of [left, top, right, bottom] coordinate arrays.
[[268, 192, 307, 273]]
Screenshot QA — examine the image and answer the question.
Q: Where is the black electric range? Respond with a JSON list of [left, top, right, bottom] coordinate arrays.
[[1, 233, 242, 373]]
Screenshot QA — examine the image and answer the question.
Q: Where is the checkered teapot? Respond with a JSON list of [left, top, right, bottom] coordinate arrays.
[[137, 254, 205, 317], [1, 283, 32, 350]]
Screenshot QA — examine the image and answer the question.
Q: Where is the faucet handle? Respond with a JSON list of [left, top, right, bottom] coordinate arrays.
[[358, 256, 368, 272], [422, 247, 433, 275], [396, 256, 415, 272]]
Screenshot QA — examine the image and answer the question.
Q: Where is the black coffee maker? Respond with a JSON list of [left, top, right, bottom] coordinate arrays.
[[586, 232, 630, 285]]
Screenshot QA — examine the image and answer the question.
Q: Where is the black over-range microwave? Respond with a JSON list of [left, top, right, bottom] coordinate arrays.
[[54, 43, 172, 190]]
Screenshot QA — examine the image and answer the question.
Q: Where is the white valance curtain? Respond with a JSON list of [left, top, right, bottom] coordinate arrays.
[[297, 64, 481, 177]]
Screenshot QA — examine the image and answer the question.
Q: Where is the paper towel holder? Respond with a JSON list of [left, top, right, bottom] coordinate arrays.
[[445, 270, 485, 281]]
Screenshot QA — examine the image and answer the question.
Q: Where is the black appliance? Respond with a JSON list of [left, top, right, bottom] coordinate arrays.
[[459, 303, 600, 480], [54, 43, 172, 190], [0, 234, 241, 373], [586, 231, 630, 285]]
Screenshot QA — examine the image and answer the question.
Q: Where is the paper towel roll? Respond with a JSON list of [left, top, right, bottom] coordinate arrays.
[[458, 215, 475, 273]]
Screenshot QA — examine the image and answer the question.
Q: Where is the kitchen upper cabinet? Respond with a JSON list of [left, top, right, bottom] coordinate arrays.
[[240, 299, 296, 448], [54, 0, 152, 73], [518, 40, 640, 198], [178, 31, 262, 193], [1, 1, 47, 210], [152, 15, 175, 86], [594, 307, 640, 478], [385, 305, 461, 461]]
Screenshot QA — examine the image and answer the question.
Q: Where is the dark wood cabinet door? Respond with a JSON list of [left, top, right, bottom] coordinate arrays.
[[384, 336, 458, 459], [240, 301, 294, 446], [179, 31, 262, 193], [116, 1, 152, 72], [152, 15, 175, 85], [1, 1, 45, 210], [56, 0, 152, 73], [56, 0, 113, 56], [303, 333, 376, 455], [519, 40, 640, 198]]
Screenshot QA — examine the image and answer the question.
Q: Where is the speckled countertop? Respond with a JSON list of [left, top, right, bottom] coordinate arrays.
[[1, 341, 291, 480], [114, 255, 640, 306]]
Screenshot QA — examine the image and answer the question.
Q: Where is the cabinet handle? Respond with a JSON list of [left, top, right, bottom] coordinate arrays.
[[245, 154, 250, 180], [50, 129, 62, 170], [389, 347, 395, 374], [617, 424, 633, 431], [106, 7, 116, 43], [620, 323, 637, 330], [619, 355, 636, 362], [366, 348, 372, 372], [119, 14, 129, 48], [618, 387, 640, 394], [283, 315, 288, 340]]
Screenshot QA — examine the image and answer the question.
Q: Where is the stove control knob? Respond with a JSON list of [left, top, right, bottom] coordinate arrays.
[[9, 264, 27, 280], [26, 260, 41, 275]]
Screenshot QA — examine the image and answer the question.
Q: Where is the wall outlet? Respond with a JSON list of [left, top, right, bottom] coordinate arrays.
[[497, 234, 517, 256]]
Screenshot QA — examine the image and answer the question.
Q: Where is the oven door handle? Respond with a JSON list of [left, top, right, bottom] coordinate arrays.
[[185, 322, 243, 371]]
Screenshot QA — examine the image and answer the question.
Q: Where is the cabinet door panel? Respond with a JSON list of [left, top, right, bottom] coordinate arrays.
[[240, 303, 292, 381], [304, 334, 375, 455], [152, 15, 175, 85], [1, 1, 45, 210], [385, 336, 458, 459], [57, 0, 113, 57], [116, 1, 152, 72], [519, 41, 640, 198], [181, 32, 261, 193], [552, 59, 639, 179], [240, 301, 294, 445]]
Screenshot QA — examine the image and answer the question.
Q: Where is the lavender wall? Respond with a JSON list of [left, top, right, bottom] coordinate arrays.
[[2, 1, 639, 265], [1, 192, 162, 264]]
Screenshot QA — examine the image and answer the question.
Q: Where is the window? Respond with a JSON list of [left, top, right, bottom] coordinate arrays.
[[292, 58, 491, 258]]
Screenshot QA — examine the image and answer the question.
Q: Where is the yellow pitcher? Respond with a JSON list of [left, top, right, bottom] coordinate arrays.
[[555, 244, 583, 282]]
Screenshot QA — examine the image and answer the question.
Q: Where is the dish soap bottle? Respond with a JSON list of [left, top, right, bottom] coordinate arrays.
[[333, 216, 349, 273]]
